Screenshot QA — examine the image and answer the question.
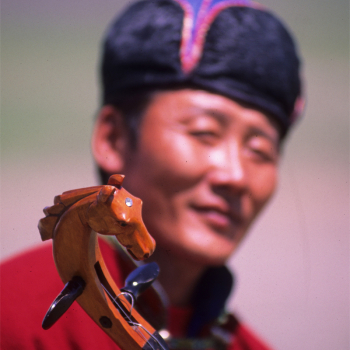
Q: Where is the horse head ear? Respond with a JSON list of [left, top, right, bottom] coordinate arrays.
[[107, 174, 125, 187]]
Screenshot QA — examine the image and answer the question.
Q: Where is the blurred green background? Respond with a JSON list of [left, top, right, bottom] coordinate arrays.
[[1, 0, 349, 349]]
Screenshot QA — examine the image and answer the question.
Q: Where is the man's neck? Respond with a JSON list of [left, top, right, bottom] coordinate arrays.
[[149, 248, 206, 307]]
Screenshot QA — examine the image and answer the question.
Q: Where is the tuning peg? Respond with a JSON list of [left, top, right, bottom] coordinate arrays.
[[120, 262, 159, 303], [42, 276, 85, 330]]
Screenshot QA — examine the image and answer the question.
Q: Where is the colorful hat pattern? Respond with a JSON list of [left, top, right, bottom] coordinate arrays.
[[102, 0, 303, 136]]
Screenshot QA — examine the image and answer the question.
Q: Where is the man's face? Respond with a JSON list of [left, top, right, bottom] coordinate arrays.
[[103, 89, 280, 265]]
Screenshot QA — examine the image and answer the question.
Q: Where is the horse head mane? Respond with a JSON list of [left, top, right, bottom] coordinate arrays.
[[38, 186, 103, 241]]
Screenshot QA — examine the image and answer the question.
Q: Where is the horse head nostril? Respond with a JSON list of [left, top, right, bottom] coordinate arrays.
[[143, 253, 150, 260]]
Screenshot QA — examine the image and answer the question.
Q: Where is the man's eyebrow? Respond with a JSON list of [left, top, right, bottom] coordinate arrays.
[[183, 107, 229, 125], [201, 108, 229, 124]]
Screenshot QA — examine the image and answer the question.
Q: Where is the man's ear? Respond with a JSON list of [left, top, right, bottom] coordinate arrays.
[[91, 105, 130, 174]]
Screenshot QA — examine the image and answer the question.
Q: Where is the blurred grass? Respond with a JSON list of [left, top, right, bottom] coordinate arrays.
[[2, 28, 98, 159], [264, 0, 349, 56]]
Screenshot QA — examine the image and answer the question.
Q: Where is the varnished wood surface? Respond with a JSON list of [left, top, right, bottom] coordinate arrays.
[[38, 174, 157, 350]]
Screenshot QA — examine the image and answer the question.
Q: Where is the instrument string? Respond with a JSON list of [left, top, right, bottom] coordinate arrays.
[[101, 283, 167, 350], [117, 291, 135, 314]]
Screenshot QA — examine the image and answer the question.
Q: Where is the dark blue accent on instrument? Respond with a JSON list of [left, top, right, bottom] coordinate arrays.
[[121, 262, 160, 303], [42, 276, 85, 330]]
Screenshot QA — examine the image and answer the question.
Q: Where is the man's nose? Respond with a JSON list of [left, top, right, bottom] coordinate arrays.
[[208, 142, 248, 194]]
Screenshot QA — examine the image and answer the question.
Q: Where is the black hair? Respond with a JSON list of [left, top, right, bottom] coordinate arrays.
[[98, 89, 157, 184]]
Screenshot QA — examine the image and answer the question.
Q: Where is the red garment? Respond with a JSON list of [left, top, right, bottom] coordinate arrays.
[[1, 241, 273, 350]]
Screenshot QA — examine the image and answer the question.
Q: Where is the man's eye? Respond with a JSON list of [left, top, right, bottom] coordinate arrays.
[[247, 135, 279, 163], [190, 130, 219, 144], [191, 130, 217, 137], [249, 147, 277, 163]]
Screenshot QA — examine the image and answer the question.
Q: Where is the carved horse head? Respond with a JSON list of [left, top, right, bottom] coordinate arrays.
[[38, 174, 155, 261], [38, 175, 167, 350], [86, 174, 155, 260]]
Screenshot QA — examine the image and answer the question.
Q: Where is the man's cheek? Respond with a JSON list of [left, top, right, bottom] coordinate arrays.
[[252, 171, 278, 209], [149, 139, 209, 180]]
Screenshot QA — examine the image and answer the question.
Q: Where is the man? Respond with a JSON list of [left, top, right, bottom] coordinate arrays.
[[1, 0, 303, 349]]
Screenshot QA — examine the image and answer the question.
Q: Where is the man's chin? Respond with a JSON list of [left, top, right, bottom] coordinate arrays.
[[176, 241, 238, 267]]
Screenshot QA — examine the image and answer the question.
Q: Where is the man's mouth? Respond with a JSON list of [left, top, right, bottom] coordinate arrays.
[[189, 204, 241, 232]]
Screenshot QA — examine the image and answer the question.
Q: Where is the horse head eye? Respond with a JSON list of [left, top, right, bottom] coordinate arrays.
[[125, 198, 133, 207], [120, 222, 127, 227]]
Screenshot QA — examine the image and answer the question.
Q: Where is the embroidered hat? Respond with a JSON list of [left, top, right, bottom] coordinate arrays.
[[101, 0, 303, 137]]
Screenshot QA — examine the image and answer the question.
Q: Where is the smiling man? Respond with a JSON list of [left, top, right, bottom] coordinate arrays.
[[1, 0, 303, 349], [91, 0, 302, 322], [93, 89, 281, 308]]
